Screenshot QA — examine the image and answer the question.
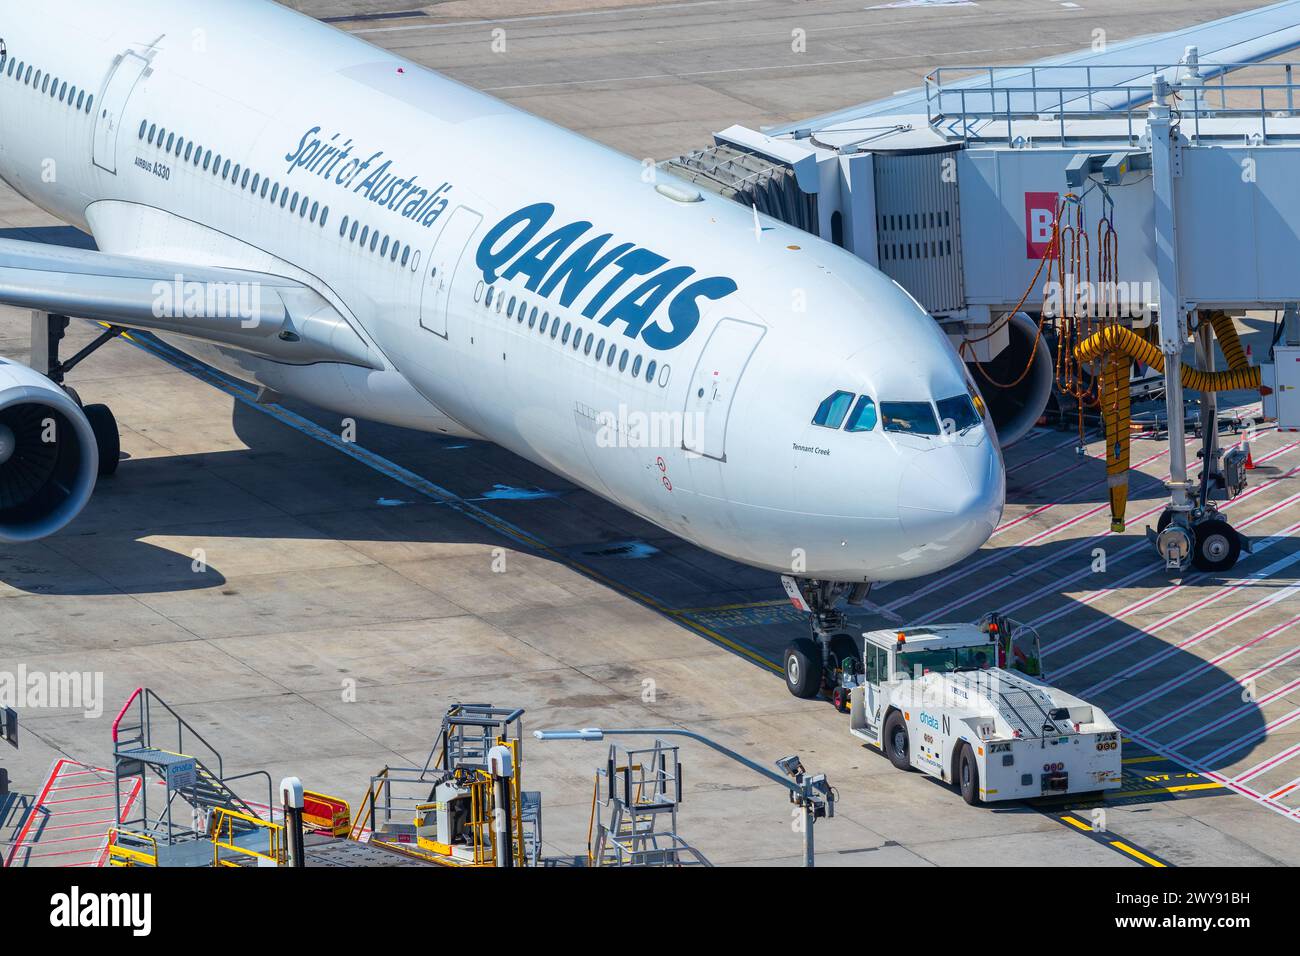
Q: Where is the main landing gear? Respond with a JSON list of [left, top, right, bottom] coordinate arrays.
[[780, 576, 871, 708], [32, 313, 123, 476]]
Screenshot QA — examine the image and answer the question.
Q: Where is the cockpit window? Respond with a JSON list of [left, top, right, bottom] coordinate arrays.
[[880, 401, 940, 436], [845, 396, 878, 432], [936, 394, 981, 434], [812, 390, 854, 429]]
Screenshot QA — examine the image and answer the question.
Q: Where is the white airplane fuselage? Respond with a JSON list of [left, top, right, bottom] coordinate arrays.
[[0, 0, 1004, 581]]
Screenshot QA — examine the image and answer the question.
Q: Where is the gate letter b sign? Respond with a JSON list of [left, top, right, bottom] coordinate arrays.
[[1025, 192, 1059, 259]]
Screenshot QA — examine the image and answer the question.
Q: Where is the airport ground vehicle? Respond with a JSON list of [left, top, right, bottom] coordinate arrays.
[[803, 615, 1123, 805]]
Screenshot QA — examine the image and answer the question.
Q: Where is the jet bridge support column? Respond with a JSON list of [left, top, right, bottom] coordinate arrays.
[[1148, 78, 1195, 570]]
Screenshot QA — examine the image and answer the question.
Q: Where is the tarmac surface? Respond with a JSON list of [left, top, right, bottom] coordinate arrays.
[[2, 0, 1299, 867]]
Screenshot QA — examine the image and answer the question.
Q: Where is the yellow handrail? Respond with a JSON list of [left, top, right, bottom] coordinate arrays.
[[211, 807, 285, 867], [106, 828, 157, 867]]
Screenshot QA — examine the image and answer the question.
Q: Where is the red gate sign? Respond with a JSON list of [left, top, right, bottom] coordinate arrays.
[[1025, 192, 1059, 259]]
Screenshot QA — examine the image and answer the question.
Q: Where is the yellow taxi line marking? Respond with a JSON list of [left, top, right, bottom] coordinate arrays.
[[1121, 782, 1222, 798], [1110, 840, 1167, 867], [1122, 755, 1170, 764], [1060, 815, 1093, 831]]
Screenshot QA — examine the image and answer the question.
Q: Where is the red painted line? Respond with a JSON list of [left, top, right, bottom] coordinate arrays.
[[1121, 727, 1299, 822], [1237, 742, 1300, 784], [1074, 556, 1300, 691], [1038, 486, 1300, 649], [891, 438, 1299, 614], [1268, 779, 1300, 800], [1166, 678, 1300, 751], [5, 758, 67, 867], [1200, 705, 1300, 767], [1120, 617, 1300, 723], [995, 443, 1174, 536]]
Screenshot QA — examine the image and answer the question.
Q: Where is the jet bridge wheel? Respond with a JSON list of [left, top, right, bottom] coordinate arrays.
[[956, 743, 981, 806], [783, 639, 822, 699], [1191, 518, 1241, 573]]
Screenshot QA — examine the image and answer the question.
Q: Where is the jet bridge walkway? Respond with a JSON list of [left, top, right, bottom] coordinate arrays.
[[671, 51, 1300, 575]]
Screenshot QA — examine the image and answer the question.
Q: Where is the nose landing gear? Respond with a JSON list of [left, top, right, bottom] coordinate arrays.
[[780, 576, 868, 702]]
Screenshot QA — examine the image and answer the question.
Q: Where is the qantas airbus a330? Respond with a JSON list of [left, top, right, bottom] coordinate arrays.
[[0, 0, 1004, 692]]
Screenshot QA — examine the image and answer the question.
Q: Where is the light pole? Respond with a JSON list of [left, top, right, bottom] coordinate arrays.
[[534, 727, 833, 867]]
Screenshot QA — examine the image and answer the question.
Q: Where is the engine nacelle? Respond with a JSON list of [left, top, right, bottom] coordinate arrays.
[[968, 311, 1054, 448], [0, 358, 99, 543]]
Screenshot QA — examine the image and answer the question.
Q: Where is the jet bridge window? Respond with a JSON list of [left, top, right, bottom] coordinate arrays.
[[936, 394, 981, 435], [845, 396, 878, 433], [880, 401, 941, 436], [812, 390, 854, 429]]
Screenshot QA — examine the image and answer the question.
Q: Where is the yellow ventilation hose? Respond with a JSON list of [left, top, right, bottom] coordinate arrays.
[[1076, 314, 1260, 532]]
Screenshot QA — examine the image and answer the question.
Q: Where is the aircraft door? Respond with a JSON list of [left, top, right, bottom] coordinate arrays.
[[93, 52, 149, 174], [681, 317, 765, 461], [420, 206, 483, 338]]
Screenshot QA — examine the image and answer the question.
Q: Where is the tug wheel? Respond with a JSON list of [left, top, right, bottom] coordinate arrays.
[[883, 711, 912, 772], [957, 743, 981, 806], [1192, 519, 1241, 573], [783, 638, 822, 699]]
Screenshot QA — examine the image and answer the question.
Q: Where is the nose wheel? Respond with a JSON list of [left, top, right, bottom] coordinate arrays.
[[779, 576, 871, 701]]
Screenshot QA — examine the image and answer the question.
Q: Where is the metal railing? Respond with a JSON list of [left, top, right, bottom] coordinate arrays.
[[923, 62, 1300, 146], [211, 807, 285, 867]]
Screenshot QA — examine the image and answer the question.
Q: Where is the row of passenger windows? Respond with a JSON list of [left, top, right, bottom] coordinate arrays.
[[1, 53, 95, 115], [813, 390, 981, 436], [139, 116, 420, 271], [476, 282, 669, 387]]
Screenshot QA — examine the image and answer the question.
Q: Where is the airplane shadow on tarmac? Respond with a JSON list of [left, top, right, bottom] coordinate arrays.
[[2, 370, 1287, 777]]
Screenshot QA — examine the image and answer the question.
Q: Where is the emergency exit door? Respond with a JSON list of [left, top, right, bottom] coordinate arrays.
[[681, 318, 765, 461], [93, 51, 149, 174], [420, 206, 483, 338]]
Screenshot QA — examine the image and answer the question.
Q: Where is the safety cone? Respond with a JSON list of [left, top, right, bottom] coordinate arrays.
[[1245, 436, 1256, 470]]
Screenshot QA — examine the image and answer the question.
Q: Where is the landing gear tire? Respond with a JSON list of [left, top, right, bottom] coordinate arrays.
[[83, 403, 119, 477], [783, 638, 822, 699], [883, 711, 912, 772], [1156, 509, 1173, 533], [957, 743, 980, 806], [1192, 518, 1240, 573]]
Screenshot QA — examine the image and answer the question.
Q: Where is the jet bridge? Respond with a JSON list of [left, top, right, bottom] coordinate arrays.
[[667, 51, 1300, 573]]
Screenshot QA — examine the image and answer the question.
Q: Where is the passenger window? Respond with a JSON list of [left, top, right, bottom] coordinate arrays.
[[595, 340, 605, 362], [562, 322, 571, 344], [936, 394, 981, 434], [881, 401, 941, 436], [646, 359, 657, 383], [632, 355, 642, 377], [845, 396, 878, 432], [812, 390, 854, 429]]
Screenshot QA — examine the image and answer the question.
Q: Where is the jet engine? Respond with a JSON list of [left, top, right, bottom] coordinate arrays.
[[968, 311, 1054, 448], [0, 358, 99, 543]]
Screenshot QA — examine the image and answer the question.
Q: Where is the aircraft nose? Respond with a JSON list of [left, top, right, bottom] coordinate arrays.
[[897, 441, 1004, 569]]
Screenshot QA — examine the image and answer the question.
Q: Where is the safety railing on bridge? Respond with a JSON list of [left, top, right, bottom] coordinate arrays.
[[923, 62, 1300, 146]]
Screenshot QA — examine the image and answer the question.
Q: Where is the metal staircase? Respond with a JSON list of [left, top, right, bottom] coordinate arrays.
[[588, 740, 710, 867], [110, 688, 274, 866]]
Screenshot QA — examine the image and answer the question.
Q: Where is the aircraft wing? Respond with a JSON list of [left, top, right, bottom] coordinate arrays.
[[769, 0, 1300, 133], [0, 238, 379, 368]]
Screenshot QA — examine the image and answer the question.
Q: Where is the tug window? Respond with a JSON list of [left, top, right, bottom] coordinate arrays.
[[936, 394, 981, 434], [845, 396, 878, 433], [881, 401, 941, 436], [812, 390, 854, 429]]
